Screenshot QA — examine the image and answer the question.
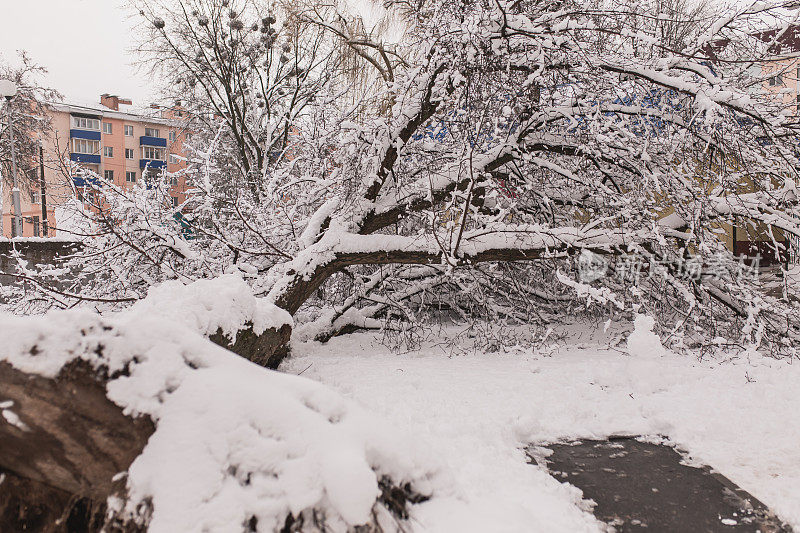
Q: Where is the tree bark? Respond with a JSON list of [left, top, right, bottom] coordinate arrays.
[[0, 360, 153, 532], [209, 322, 293, 369], [0, 469, 120, 533]]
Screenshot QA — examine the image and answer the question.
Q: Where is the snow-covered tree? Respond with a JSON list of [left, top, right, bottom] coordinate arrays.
[[0, 52, 61, 192], [21, 0, 800, 358]]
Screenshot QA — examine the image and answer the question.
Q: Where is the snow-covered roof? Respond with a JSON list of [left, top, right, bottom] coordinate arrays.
[[46, 100, 182, 127]]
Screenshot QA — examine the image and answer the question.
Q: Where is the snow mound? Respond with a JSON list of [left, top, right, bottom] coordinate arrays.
[[626, 314, 667, 357], [0, 281, 435, 532], [128, 272, 293, 342]]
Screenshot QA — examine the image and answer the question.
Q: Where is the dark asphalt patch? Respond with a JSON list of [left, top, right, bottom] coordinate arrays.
[[527, 437, 792, 532]]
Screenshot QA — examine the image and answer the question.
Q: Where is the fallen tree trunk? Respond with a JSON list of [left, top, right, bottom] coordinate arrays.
[[0, 305, 432, 532], [0, 360, 153, 532], [0, 469, 113, 533], [209, 322, 292, 369]]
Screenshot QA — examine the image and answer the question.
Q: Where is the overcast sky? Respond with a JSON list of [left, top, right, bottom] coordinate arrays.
[[0, 0, 157, 108]]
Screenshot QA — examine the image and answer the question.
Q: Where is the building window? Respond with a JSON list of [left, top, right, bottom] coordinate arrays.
[[124, 125, 134, 136], [169, 154, 180, 164], [104, 170, 114, 181], [168, 175, 178, 186], [72, 116, 100, 130], [769, 73, 784, 86], [32, 216, 40, 237], [142, 146, 165, 160], [169, 131, 176, 142], [126, 171, 137, 183], [145, 127, 160, 137], [103, 122, 112, 134], [72, 138, 99, 154], [30, 190, 40, 204], [172, 196, 179, 207], [125, 148, 134, 159], [104, 146, 113, 157]]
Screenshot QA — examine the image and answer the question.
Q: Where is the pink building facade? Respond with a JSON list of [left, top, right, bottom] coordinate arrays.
[[1, 94, 192, 238]]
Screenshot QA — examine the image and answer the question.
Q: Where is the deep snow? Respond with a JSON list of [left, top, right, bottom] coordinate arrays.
[[285, 328, 800, 532], [2, 273, 799, 532]]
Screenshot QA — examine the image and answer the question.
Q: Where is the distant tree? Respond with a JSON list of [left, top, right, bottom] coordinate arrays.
[[130, 0, 350, 199], [0, 52, 61, 193]]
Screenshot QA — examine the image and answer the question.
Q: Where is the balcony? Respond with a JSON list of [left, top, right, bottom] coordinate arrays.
[[70, 153, 101, 164], [72, 175, 100, 187], [140, 159, 167, 170], [140, 135, 167, 147], [70, 129, 101, 141]]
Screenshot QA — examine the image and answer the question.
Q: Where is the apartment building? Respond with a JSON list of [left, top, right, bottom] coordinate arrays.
[[698, 27, 800, 266], [742, 26, 800, 265], [1, 94, 192, 238]]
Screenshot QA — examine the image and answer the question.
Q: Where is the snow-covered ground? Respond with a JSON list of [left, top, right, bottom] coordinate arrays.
[[3, 275, 799, 532], [285, 327, 800, 532]]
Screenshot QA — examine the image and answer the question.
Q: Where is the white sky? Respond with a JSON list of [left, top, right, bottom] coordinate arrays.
[[0, 0, 156, 107]]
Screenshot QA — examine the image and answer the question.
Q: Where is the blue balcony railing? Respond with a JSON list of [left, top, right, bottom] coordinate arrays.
[[140, 135, 167, 147], [70, 129, 101, 141], [72, 175, 101, 187], [70, 153, 101, 164], [140, 159, 167, 170]]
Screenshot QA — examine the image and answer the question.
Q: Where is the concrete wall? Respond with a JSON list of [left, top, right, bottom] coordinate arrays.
[[0, 240, 83, 292]]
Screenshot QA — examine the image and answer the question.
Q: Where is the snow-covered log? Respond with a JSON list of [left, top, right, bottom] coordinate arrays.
[[0, 359, 153, 508], [126, 273, 294, 368], [0, 287, 437, 532]]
